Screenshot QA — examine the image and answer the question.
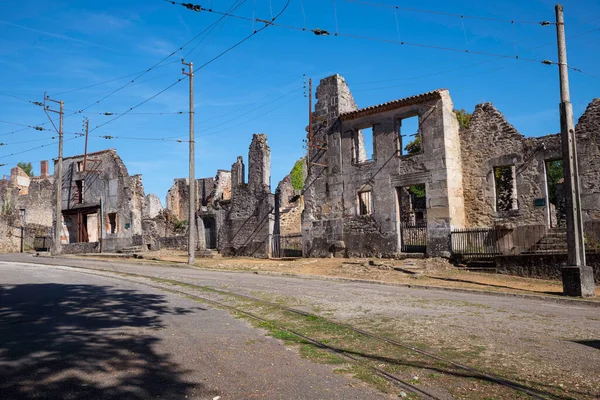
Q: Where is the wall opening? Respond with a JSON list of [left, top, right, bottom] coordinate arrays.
[[203, 217, 217, 249], [545, 159, 565, 227], [358, 190, 373, 215], [494, 166, 518, 212], [75, 180, 84, 204], [62, 209, 98, 243], [107, 213, 117, 234], [396, 184, 427, 253], [76, 161, 83, 172], [398, 115, 421, 156], [354, 126, 374, 163], [397, 185, 427, 225]]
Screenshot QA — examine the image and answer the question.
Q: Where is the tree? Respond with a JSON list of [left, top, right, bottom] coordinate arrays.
[[17, 162, 33, 177], [403, 134, 421, 155], [546, 160, 564, 205], [290, 159, 304, 190], [454, 108, 472, 130]]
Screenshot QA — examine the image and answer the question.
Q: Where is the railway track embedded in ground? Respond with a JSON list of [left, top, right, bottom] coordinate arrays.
[[30, 262, 566, 400]]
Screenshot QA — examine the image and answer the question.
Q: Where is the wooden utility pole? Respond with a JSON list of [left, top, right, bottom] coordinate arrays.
[[555, 4, 595, 297], [182, 59, 196, 265], [44, 94, 64, 256]]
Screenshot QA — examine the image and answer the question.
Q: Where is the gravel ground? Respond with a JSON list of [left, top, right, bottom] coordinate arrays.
[[1, 253, 599, 399]]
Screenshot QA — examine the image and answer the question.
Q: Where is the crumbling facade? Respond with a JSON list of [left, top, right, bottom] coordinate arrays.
[[301, 74, 600, 260], [166, 134, 276, 258], [302, 75, 465, 258], [461, 100, 600, 228], [218, 134, 275, 257], [57, 149, 148, 253], [0, 161, 53, 253]]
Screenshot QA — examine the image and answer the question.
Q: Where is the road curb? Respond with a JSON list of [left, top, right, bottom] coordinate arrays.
[[24, 253, 600, 308]]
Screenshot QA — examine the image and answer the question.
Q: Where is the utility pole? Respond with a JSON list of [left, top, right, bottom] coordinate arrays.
[[44, 94, 64, 256], [182, 59, 196, 265], [83, 118, 89, 172], [555, 4, 595, 297]]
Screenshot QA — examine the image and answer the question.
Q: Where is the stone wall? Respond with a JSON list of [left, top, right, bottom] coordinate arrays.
[[57, 149, 152, 253], [460, 98, 600, 229], [0, 164, 54, 253], [276, 174, 303, 236], [219, 134, 274, 258], [496, 254, 600, 283], [302, 74, 465, 258], [166, 178, 189, 222]]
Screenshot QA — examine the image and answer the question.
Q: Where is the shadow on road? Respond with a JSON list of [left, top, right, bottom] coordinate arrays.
[[0, 283, 215, 399]]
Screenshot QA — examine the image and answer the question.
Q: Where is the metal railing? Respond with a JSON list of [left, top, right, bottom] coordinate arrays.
[[272, 233, 302, 258], [400, 223, 427, 253], [451, 221, 600, 261]]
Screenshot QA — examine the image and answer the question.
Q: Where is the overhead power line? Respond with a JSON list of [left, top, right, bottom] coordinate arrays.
[[89, 0, 292, 134], [343, 0, 554, 25], [0, 119, 47, 131], [0, 136, 81, 160], [89, 133, 187, 142], [50, 0, 249, 100], [167, 1, 599, 79]]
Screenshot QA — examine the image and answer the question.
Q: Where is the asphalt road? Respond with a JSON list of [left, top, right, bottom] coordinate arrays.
[[0, 260, 386, 400], [1, 254, 599, 399]]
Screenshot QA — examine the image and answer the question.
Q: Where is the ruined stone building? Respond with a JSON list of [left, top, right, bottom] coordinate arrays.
[[461, 100, 600, 229], [56, 149, 147, 253], [217, 134, 275, 257], [165, 134, 304, 258], [0, 161, 53, 252], [303, 75, 465, 258], [302, 74, 600, 258]]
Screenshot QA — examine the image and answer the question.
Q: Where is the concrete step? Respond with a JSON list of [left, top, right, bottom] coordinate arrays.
[[395, 253, 426, 260], [196, 249, 220, 258], [120, 246, 144, 254]]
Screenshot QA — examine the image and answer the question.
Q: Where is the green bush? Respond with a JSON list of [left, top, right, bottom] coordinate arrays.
[[290, 159, 304, 190]]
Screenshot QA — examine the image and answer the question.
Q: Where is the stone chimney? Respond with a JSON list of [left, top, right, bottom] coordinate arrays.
[[40, 160, 48, 178]]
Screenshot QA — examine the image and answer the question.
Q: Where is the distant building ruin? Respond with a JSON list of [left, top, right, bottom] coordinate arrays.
[[0, 161, 53, 253]]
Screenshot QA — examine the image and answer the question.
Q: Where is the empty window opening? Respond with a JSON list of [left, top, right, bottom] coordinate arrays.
[[358, 191, 373, 215], [76, 161, 83, 172], [354, 126, 374, 163], [107, 213, 117, 234], [398, 184, 426, 225], [494, 166, 518, 212], [398, 116, 421, 156], [75, 180, 84, 204], [545, 160, 565, 227]]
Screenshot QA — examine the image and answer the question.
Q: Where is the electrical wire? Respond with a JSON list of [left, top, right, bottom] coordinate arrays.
[[0, 136, 81, 160], [201, 91, 302, 136], [0, 120, 47, 130], [200, 75, 303, 124], [89, 0, 292, 134], [167, 1, 549, 65], [49, 0, 248, 103], [343, 0, 553, 25], [89, 134, 187, 142], [89, 79, 186, 132], [198, 86, 302, 133]]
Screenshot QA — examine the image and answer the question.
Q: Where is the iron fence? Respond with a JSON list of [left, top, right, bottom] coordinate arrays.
[[400, 223, 427, 253], [272, 233, 303, 258], [451, 221, 600, 261]]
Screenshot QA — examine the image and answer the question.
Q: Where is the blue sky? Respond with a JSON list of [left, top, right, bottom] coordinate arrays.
[[1, 0, 599, 204]]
